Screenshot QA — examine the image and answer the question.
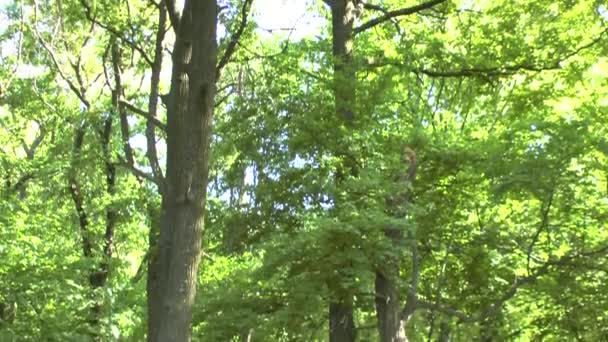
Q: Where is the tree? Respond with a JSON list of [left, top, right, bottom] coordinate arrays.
[[149, 0, 218, 340], [1, 0, 608, 341]]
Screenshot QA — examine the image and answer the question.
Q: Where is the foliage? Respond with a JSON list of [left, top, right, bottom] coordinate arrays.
[[1, 0, 607, 340]]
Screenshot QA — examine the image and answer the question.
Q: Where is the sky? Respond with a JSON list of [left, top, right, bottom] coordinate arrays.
[[254, 0, 323, 40]]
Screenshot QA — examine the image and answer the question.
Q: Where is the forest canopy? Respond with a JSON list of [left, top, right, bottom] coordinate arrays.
[[1, 0, 607, 341]]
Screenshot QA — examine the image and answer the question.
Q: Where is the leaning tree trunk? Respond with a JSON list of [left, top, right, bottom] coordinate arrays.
[[151, 0, 218, 341], [327, 1, 357, 341]]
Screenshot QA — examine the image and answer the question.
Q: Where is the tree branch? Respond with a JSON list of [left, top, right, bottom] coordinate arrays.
[[164, 0, 180, 32], [119, 99, 167, 131], [417, 300, 472, 322], [32, 2, 90, 109], [354, 0, 447, 35], [415, 244, 608, 325], [115, 160, 158, 185], [145, 2, 168, 188], [527, 187, 555, 273], [109, 40, 138, 169], [216, 0, 254, 79], [365, 27, 608, 78], [79, 0, 154, 66]]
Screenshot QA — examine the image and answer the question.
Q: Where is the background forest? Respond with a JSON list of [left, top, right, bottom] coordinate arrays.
[[1, 0, 607, 341]]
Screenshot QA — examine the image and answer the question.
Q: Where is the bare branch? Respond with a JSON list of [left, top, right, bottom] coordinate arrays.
[[119, 99, 167, 131], [216, 0, 254, 79], [354, 0, 447, 35]]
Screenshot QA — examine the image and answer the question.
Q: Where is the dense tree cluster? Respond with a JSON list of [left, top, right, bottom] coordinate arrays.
[[1, 0, 607, 341]]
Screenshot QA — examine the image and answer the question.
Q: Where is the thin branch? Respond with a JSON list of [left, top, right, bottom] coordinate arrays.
[[67, 125, 92, 258], [145, 2, 168, 187], [527, 188, 555, 273], [8, 173, 34, 195], [164, 0, 180, 32], [21, 126, 45, 160], [354, 0, 447, 35], [0, 0, 25, 98], [416, 244, 608, 324], [115, 161, 158, 185], [216, 0, 254, 79], [79, 0, 154, 66], [214, 87, 235, 108], [363, 2, 389, 14], [68, 20, 96, 98], [578, 244, 608, 257], [362, 2, 402, 34], [417, 300, 472, 322], [366, 26, 608, 78], [119, 99, 167, 131], [32, 1, 90, 109], [110, 41, 137, 168]]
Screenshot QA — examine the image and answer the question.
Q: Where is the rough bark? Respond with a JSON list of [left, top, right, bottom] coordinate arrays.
[[331, 0, 357, 123], [151, 0, 218, 341], [330, 300, 357, 342], [375, 270, 406, 342], [327, 1, 357, 341]]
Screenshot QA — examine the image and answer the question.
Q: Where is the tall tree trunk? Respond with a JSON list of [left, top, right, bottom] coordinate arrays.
[[327, 1, 357, 341], [375, 148, 417, 342], [151, 0, 218, 341]]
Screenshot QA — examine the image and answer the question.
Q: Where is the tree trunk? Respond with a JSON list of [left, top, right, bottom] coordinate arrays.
[[327, 0, 358, 340], [147, 203, 161, 341], [375, 269, 407, 342], [328, 1, 357, 341], [375, 148, 417, 342], [151, 0, 218, 341], [330, 301, 356, 342]]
